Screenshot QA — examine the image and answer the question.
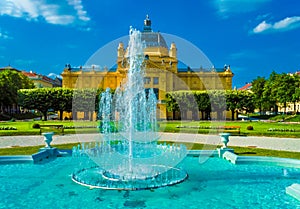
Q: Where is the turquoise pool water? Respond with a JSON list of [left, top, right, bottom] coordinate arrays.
[[1, 157, 300, 209]]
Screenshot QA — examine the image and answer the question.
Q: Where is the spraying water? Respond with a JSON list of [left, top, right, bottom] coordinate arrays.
[[72, 28, 188, 190]]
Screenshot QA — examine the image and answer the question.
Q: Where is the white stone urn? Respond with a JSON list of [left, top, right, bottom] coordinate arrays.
[[42, 132, 54, 148], [219, 133, 231, 148]]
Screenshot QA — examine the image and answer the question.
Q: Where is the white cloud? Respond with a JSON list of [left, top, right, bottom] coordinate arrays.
[[67, 0, 90, 22], [0, 29, 12, 40], [214, 0, 271, 17], [0, 0, 90, 26], [253, 16, 300, 34], [253, 21, 272, 33]]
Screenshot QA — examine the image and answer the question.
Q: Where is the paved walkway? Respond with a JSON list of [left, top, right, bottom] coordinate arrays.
[[0, 132, 299, 152]]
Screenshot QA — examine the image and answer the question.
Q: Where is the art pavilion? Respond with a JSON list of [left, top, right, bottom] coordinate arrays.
[[61, 16, 233, 120]]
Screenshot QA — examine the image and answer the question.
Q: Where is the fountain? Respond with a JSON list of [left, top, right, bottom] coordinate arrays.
[[71, 28, 188, 190]]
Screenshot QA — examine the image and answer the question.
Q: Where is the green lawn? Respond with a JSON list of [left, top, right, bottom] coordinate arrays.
[[159, 120, 300, 138], [0, 120, 99, 136], [1, 120, 300, 137], [1, 120, 299, 158]]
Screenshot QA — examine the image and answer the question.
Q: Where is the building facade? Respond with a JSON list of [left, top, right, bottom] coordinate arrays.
[[61, 16, 233, 120], [22, 71, 62, 88]]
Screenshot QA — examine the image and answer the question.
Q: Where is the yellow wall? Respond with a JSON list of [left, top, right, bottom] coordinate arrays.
[[61, 40, 233, 120], [33, 79, 53, 88]]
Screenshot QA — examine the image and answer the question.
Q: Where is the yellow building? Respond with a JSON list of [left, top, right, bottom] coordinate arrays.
[[22, 71, 54, 88], [62, 16, 233, 120]]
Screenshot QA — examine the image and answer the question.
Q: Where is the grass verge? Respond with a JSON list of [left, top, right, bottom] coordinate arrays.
[[1, 120, 300, 138], [1, 142, 299, 160]]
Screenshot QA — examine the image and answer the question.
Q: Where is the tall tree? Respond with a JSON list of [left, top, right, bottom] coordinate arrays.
[[18, 88, 53, 120], [72, 88, 98, 120], [292, 74, 300, 112], [165, 93, 179, 119], [0, 70, 34, 114], [51, 88, 73, 120], [265, 72, 297, 114], [237, 90, 255, 116], [251, 76, 267, 115], [226, 90, 239, 120], [210, 90, 226, 120], [194, 91, 211, 120], [263, 71, 279, 113]]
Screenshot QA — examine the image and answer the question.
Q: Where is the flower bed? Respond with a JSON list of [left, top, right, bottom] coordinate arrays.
[[0, 126, 17, 130], [268, 128, 296, 132], [63, 126, 98, 129]]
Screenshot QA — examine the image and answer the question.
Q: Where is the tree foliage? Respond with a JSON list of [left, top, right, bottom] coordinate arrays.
[[18, 87, 104, 121], [251, 76, 267, 114], [0, 70, 34, 113], [253, 71, 300, 114], [18, 88, 54, 121]]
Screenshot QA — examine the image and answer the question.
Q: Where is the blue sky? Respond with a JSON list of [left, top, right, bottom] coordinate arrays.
[[0, 0, 299, 88]]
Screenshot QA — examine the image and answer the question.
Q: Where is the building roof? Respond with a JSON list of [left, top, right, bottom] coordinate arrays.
[[141, 32, 168, 49], [0, 65, 20, 72], [22, 71, 61, 87], [140, 15, 168, 49], [177, 61, 227, 73], [238, 83, 252, 90], [65, 64, 117, 72]]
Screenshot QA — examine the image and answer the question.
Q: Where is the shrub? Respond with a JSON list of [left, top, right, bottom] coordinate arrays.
[[247, 126, 254, 130], [32, 123, 40, 129]]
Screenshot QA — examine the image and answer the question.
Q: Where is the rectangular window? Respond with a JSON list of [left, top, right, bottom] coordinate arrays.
[[144, 77, 151, 84], [153, 77, 159, 85]]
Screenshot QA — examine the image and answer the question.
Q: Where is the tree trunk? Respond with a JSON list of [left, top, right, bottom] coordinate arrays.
[[259, 106, 262, 115], [89, 111, 93, 121], [192, 110, 198, 120], [73, 112, 77, 120], [231, 110, 235, 121], [59, 110, 63, 120], [43, 111, 47, 121], [182, 111, 187, 120]]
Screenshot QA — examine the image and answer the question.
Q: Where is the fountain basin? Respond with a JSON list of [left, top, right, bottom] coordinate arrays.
[[1, 155, 300, 208], [72, 165, 188, 190]]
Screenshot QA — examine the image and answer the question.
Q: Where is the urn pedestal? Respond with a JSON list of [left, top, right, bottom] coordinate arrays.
[[42, 132, 54, 148], [217, 133, 233, 158]]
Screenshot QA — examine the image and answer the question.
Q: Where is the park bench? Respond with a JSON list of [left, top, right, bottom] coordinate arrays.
[[39, 125, 64, 135]]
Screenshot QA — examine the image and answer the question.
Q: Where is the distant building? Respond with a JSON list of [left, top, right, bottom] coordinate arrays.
[[238, 83, 252, 91], [61, 15, 234, 120], [22, 71, 62, 88], [0, 65, 20, 72], [0, 65, 61, 88]]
